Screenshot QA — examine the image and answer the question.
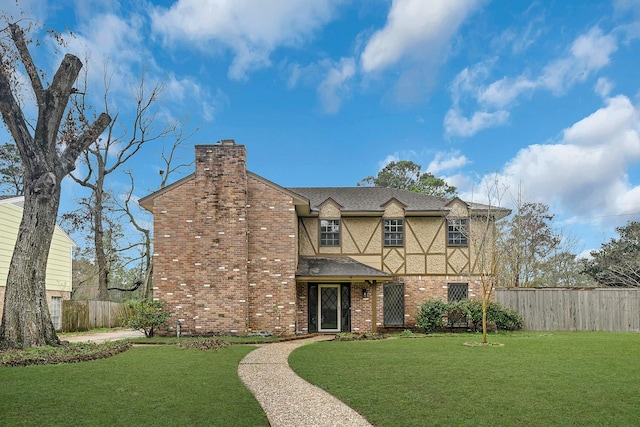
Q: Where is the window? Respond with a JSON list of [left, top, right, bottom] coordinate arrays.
[[384, 219, 404, 246], [447, 218, 468, 246], [448, 283, 468, 327], [320, 219, 340, 246], [384, 283, 404, 327], [448, 283, 468, 302]]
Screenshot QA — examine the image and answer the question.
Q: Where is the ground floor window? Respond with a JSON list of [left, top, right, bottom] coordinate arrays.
[[447, 283, 468, 327], [383, 283, 404, 327], [448, 283, 468, 302]]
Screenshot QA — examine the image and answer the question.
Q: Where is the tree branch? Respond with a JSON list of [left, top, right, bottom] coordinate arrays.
[[60, 112, 111, 174], [8, 23, 44, 104], [0, 68, 34, 162]]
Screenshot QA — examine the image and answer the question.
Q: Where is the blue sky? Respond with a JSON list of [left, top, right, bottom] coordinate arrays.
[[3, 0, 640, 256]]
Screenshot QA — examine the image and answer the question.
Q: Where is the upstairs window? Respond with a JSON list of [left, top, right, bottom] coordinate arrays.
[[384, 219, 404, 247], [320, 219, 340, 246], [447, 218, 468, 246]]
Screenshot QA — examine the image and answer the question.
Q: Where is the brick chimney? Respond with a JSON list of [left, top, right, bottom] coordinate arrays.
[[191, 140, 249, 334]]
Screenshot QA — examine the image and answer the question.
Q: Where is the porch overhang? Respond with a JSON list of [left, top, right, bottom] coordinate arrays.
[[296, 256, 392, 282]]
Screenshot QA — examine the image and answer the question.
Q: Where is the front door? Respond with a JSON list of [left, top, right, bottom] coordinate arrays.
[[308, 283, 351, 333], [319, 285, 340, 332]]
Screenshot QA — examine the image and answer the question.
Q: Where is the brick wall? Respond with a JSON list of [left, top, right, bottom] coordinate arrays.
[[246, 175, 298, 335], [378, 275, 486, 330], [152, 142, 250, 335]]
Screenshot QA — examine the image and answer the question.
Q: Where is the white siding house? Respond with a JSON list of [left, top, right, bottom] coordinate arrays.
[[0, 196, 76, 330]]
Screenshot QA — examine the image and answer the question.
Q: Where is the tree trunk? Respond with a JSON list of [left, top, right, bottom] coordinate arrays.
[[94, 179, 110, 301], [0, 174, 62, 347], [0, 23, 111, 348], [482, 293, 488, 344]]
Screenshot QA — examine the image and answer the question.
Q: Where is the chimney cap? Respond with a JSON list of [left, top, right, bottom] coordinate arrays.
[[218, 139, 236, 146]]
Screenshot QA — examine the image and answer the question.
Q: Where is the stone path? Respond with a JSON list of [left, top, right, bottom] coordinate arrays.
[[238, 335, 372, 427], [62, 329, 145, 343]]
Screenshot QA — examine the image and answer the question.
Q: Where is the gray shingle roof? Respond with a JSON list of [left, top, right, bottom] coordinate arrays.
[[288, 187, 450, 212], [296, 256, 392, 279]]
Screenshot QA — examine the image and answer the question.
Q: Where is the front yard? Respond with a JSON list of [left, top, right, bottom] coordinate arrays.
[[1, 331, 639, 426], [0, 344, 268, 426], [289, 331, 640, 426]]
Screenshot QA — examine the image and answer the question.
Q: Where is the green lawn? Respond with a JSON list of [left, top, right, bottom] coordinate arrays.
[[289, 332, 640, 426], [0, 345, 268, 427]]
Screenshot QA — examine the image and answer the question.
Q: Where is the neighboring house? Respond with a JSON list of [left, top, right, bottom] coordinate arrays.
[[0, 196, 76, 330], [139, 141, 510, 336]]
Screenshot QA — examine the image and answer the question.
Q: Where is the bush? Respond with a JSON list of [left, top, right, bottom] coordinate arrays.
[[123, 299, 172, 337], [416, 299, 447, 333], [452, 300, 484, 331], [487, 302, 523, 330], [417, 299, 523, 333]]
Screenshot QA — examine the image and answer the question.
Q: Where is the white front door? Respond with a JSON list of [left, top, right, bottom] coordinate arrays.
[[318, 284, 341, 332]]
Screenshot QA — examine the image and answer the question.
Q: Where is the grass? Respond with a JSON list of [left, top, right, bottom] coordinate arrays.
[[289, 331, 640, 426], [0, 345, 268, 426]]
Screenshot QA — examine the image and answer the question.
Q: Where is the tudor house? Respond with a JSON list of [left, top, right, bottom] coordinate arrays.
[[139, 140, 510, 336]]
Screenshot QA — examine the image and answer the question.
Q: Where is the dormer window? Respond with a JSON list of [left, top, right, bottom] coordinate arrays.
[[447, 218, 468, 246], [384, 219, 404, 246], [320, 219, 340, 246]]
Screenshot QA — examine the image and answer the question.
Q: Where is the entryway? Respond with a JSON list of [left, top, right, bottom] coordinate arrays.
[[308, 283, 351, 333]]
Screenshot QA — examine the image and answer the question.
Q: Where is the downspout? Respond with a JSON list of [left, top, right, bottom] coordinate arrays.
[[372, 280, 378, 333]]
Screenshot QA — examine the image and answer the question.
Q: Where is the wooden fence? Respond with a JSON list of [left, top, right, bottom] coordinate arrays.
[[495, 288, 640, 332], [62, 300, 131, 332]]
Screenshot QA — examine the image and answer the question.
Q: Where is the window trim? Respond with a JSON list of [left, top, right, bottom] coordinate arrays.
[[447, 218, 468, 247], [383, 218, 404, 247], [319, 219, 341, 247]]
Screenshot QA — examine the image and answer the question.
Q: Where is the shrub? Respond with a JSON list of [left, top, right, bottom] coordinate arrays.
[[452, 299, 484, 331], [416, 299, 447, 333], [487, 302, 523, 330], [123, 299, 172, 338], [417, 299, 523, 333]]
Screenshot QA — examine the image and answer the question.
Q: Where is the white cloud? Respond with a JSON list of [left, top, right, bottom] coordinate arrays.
[[539, 28, 617, 94], [427, 152, 469, 174], [444, 108, 509, 138], [165, 76, 228, 122], [477, 76, 537, 109], [59, 12, 150, 97], [151, 0, 338, 81], [484, 95, 640, 218], [360, 0, 481, 73], [594, 77, 614, 98], [317, 58, 356, 114], [446, 26, 618, 137]]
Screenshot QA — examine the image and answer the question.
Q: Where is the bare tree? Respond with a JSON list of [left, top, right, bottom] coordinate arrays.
[[63, 69, 186, 301], [117, 132, 195, 299], [467, 176, 510, 343], [0, 23, 110, 348], [497, 201, 560, 287]]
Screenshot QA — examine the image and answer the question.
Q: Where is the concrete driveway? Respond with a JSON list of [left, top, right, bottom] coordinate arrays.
[[62, 329, 145, 343]]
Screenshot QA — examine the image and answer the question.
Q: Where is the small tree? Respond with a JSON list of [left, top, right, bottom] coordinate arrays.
[[124, 299, 172, 338], [467, 176, 510, 343]]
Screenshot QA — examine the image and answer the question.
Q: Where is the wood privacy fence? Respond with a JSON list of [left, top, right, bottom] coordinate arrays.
[[62, 300, 131, 332], [495, 288, 640, 332]]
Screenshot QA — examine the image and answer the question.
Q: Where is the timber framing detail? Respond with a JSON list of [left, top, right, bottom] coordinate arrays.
[[298, 216, 482, 276]]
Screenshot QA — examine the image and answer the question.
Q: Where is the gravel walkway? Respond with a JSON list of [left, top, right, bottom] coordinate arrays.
[[238, 335, 373, 427]]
